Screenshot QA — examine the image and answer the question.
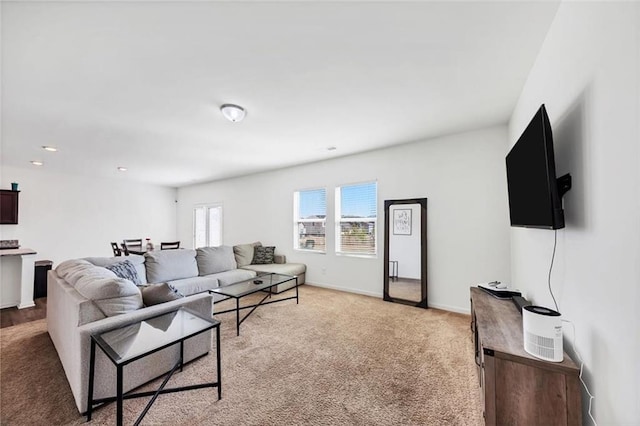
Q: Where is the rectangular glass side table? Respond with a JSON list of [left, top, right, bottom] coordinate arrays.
[[87, 307, 221, 426]]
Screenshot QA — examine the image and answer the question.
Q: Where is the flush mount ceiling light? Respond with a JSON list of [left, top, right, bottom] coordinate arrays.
[[220, 104, 246, 122], [42, 146, 58, 152], [31, 160, 44, 166], [117, 167, 128, 172]]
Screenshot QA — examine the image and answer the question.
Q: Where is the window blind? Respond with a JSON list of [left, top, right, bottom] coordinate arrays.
[[336, 182, 377, 255]]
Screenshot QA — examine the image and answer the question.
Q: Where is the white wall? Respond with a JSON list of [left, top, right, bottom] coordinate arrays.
[[508, 2, 639, 423], [0, 166, 178, 266], [178, 126, 511, 313], [389, 203, 421, 279]]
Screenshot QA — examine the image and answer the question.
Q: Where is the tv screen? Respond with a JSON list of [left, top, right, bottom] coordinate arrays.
[[506, 104, 566, 229]]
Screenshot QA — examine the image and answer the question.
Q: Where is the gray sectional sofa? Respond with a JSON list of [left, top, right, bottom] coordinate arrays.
[[47, 243, 306, 413]]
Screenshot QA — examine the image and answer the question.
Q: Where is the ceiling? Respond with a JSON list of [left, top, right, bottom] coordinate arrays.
[[1, 1, 559, 187]]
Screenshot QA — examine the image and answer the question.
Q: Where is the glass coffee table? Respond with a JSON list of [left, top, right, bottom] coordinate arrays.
[[210, 273, 298, 336], [87, 307, 221, 426]]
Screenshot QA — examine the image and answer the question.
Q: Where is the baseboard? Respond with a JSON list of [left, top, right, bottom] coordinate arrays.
[[427, 302, 470, 315], [305, 282, 382, 299], [306, 283, 470, 315]]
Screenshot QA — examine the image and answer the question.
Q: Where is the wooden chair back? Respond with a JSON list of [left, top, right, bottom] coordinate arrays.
[[110, 242, 122, 257], [160, 241, 180, 250]]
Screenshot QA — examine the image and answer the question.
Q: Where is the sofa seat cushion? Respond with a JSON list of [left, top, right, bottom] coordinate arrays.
[[166, 275, 219, 296], [208, 269, 256, 286], [241, 263, 306, 278], [196, 246, 237, 276], [145, 249, 198, 284], [55, 259, 143, 316]]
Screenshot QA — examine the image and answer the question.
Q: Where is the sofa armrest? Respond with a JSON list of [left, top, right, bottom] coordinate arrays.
[[274, 254, 286, 264], [78, 292, 213, 336]]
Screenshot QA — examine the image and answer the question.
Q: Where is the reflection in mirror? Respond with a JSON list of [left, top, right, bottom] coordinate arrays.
[[388, 204, 422, 302], [383, 198, 427, 308]]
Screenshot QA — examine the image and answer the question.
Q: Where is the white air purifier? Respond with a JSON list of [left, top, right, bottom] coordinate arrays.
[[522, 305, 563, 362]]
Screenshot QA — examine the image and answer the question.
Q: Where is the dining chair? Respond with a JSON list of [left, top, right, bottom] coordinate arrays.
[[110, 242, 122, 257], [120, 243, 130, 256], [160, 241, 180, 250], [123, 238, 143, 247]]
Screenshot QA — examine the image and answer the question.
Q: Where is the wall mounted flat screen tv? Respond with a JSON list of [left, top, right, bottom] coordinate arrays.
[[506, 104, 570, 230]]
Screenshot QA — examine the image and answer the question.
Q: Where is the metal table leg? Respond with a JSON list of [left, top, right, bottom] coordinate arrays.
[[216, 326, 222, 400], [117, 365, 123, 426], [87, 338, 96, 421]]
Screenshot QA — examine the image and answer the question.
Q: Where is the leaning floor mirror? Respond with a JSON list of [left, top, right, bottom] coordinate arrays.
[[383, 198, 428, 308]]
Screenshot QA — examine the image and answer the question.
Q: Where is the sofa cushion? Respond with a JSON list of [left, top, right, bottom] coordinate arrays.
[[210, 268, 256, 286], [105, 260, 142, 285], [167, 275, 219, 296], [196, 246, 237, 276], [56, 259, 96, 286], [70, 267, 143, 316], [252, 246, 275, 264], [241, 262, 306, 277], [233, 241, 261, 267], [144, 249, 198, 283], [140, 283, 183, 306], [86, 255, 147, 285]]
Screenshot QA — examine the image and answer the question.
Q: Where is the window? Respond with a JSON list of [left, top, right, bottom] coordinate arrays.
[[293, 188, 326, 252], [194, 204, 222, 248], [335, 182, 377, 256]]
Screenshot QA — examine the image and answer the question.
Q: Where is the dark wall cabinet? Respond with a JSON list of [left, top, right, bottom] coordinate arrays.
[[0, 190, 19, 224]]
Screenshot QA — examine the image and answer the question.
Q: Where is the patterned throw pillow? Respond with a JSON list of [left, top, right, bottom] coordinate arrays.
[[105, 260, 141, 285], [252, 246, 275, 264]]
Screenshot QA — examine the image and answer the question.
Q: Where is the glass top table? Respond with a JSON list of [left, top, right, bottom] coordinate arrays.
[[210, 273, 299, 336], [93, 308, 219, 364], [87, 308, 221, 426]]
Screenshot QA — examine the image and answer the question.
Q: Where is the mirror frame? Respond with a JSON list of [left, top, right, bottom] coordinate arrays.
[[383, 198, 428, 308]]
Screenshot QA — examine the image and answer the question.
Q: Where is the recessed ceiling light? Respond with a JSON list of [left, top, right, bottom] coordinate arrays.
[[42, 146, 58, 152], [220, 104, 246, 122], [117, 167, 128, 172], [327, 146, 337, 151], [31, 161, 44, 166]]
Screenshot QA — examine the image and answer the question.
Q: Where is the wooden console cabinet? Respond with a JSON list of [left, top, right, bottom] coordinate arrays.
[[470, 287, 582, 425]]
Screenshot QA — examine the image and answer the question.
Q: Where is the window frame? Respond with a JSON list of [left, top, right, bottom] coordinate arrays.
[[293, 187, 327, 253], [193, 203, 223, 248], [335, 181, 378, 258]]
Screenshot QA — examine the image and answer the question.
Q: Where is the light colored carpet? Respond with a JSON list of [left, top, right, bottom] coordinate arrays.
[[0, 285, 482, 425]]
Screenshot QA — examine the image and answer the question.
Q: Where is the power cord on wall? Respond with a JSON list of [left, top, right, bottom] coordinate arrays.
[[550, 232, 596, 423], [562, 319, 598, 425], [548, 229, 559, 312]]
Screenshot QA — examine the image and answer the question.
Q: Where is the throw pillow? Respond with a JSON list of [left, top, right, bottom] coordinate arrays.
[[252, 246, 275, 265], [140, 283, 184, 306], [105, 260, 141, 285]]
